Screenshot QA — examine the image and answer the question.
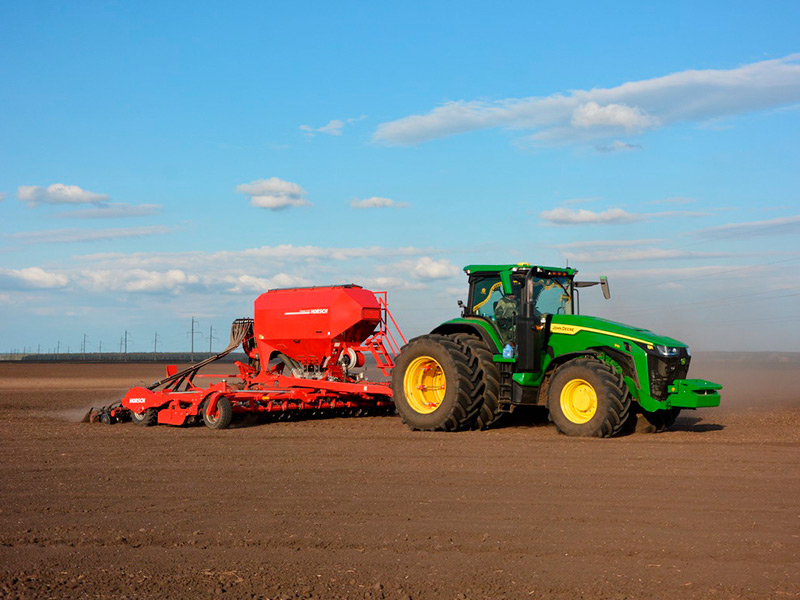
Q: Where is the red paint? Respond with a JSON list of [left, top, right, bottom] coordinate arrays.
[[120, 285, 404, 427]]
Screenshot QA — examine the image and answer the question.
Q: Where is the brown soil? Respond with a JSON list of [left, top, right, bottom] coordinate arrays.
[[1, 357, 798, 599]]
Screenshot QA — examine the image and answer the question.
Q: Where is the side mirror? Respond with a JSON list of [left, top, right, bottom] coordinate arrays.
[[575, 277, 611, 300], [600, 276, 611, 300]]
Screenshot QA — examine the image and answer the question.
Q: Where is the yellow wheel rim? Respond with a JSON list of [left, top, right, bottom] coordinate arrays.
[[560, 378, 597, 424], [403, 356, 446, 414]]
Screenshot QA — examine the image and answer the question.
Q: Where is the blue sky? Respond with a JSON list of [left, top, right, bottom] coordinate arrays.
[[1, 1, 799, 354]]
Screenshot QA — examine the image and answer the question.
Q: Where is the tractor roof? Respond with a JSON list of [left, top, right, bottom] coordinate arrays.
[[463, 263, 577, 277]]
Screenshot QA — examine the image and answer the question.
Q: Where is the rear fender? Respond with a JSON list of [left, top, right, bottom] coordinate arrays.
[[431, 318, 502, 352]]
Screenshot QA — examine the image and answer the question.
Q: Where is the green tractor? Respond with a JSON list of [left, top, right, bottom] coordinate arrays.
[[391, 263, 721, 437]]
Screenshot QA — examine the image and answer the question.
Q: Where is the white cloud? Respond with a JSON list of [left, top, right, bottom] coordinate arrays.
[[541, 205, 709, 225], [554, 238, 663, 249], [374, 54, 800, 146], [441, 286, 467, 297], [595, 140, 642, 153], [351, 196, 409, 209], [54, 203, 161, 219], [81, 269, 200, 293], [16, 184, 158, 219], [236, 177, 311, 210], [1, 245, 448, 301], [300, 119, 345, 136], [541, 207, 646, 225], [222, 273, 311, 294], [8, 225, 170, 244], [77, 244, 433, 272], [359, 276, 428, 291], [123, 269, 199, 293], [65, 244, 440, 297], [652, 210, 711, 218], [410, 257, 459, 280], [299, 116, 365, 137], [604, 265, 746, 280], [571, 101, 659, 131], [18, 183, 109, 206], [555, 236, 736, 263], [693, 214, 800, 239], [0, 267, 69, 289], [562, 247, 730, 263]]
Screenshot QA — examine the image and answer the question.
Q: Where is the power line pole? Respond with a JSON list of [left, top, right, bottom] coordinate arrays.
[[124, 330, 129, 355], [98, 340, 102, 353], [56, 340, 61, 356], [153, 332, 159, 358], [81, 333, 88, 355], [190, 317, 198, 362], [208, 325, 217, 353]]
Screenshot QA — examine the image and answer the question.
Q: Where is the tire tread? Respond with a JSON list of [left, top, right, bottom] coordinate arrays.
[[548, 356, 632, 438], [451, 334, 503, 430], [392, 334, 483, 431]]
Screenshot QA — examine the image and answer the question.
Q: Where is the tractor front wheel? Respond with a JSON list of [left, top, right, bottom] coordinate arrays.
[[636, 407, 681, 433], [547, 357, 631, 437], [391, 335, 482, 431], [203, 397, 233, 430]]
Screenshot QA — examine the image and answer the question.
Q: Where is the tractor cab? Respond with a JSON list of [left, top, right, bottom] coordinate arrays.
[[466, 264, 576, 347]]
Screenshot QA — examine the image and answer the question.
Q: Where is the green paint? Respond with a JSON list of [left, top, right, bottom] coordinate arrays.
[[666, 379, 722, 408], [430, 263, 721, 415], [433, 317, 504, 352]]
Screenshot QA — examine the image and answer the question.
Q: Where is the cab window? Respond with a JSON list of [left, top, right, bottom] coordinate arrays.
[[471, 276, 504, 319], [470, 275, 522, 344]]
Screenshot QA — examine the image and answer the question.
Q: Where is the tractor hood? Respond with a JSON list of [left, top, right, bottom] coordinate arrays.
[[549, 314, 687, 350]]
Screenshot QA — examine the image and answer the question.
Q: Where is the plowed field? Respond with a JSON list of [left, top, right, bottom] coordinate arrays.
[[1, 357, 798, 599]]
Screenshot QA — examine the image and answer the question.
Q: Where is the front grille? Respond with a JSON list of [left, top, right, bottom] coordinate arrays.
[[647, 351, 690, 401]]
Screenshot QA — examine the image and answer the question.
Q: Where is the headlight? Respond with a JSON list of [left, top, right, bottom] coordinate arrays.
[[655, 345, 680, 357]]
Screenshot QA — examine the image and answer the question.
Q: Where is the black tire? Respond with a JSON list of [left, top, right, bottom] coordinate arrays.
[[636, 407, 681, 433], [451, 334, 503, 430], [130, 408, 157, 427], [391, 334, 483, 431], [203, 397, 233, 430], [547, 357, 631, 438]]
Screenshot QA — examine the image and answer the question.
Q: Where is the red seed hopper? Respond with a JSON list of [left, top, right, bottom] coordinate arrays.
[[90, 285, 405, 429]]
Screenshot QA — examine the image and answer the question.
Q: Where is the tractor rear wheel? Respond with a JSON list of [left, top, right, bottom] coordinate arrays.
[[547, 357, 631, 437], [451, 334, 503, 430], [203, 397, 233, 430], [391, 334, 482, 431], [130, 408, 157, 427]]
